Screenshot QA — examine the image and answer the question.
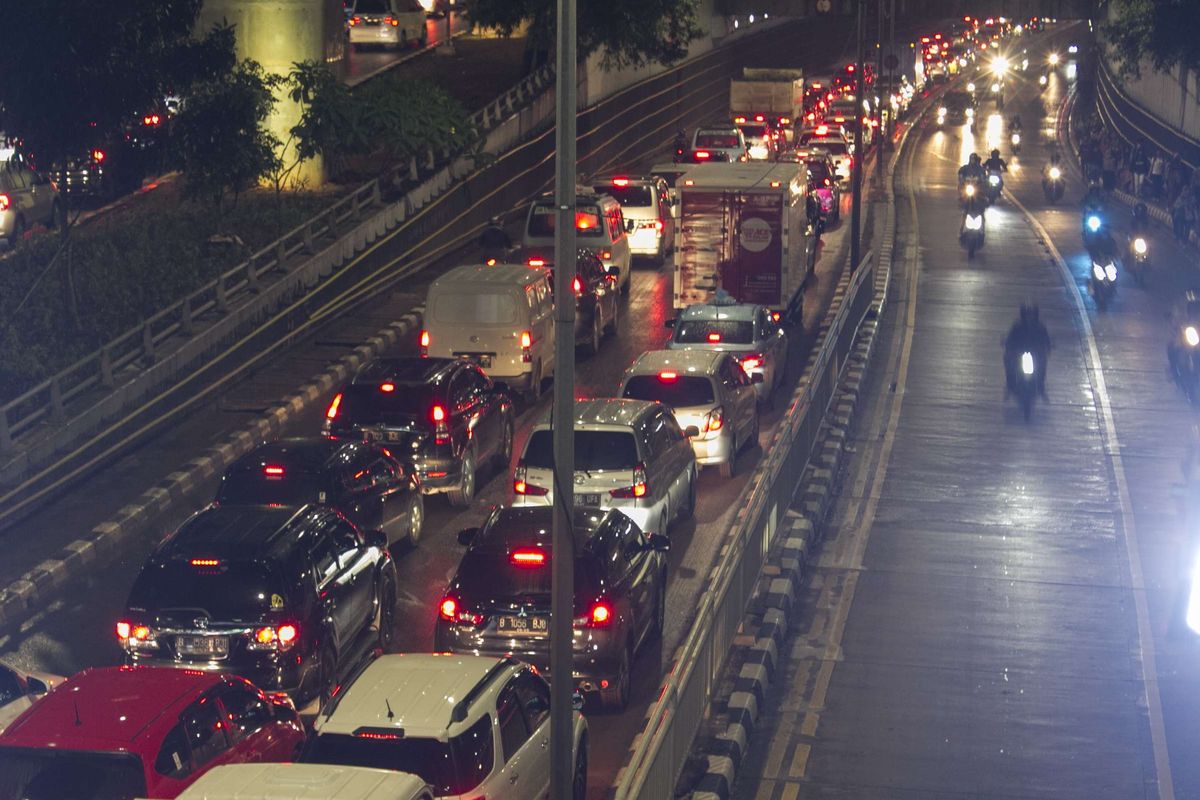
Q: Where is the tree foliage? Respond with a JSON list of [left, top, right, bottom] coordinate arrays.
[[0, 0, 234, 169], [466, 0, 704, 70], [1103, 0, 1200, 79], [174, 61, 282, 210]]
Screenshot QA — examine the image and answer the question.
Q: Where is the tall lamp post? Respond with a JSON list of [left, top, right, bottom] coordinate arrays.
[[850, 0, 865, 269]]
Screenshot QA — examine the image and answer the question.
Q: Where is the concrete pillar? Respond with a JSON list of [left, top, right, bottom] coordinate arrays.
[[198, 0, 346, 187]]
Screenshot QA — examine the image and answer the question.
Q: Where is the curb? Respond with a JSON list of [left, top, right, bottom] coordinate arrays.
[[0, 310, 423, 632]]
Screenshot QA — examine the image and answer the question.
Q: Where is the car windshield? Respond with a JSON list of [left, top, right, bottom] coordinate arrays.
[[0, 747, 147, 800], [674, 319, 755, 345], [127, 560, 285, 621], [695, 132, 740, 148], [622, 375, 715, 407], [215, 468, 328, 506], [524, 429, 639, 471], [527, 203, 603, 238], [596, 184, 652, 208], [306, 716, 493, 796], [431, 291, 518, 325], [738, 124, 769, 139], [334, 384, 437, 426]]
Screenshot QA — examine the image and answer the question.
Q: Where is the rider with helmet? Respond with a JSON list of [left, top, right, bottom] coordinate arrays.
[[1004, 304, 1051, 397]]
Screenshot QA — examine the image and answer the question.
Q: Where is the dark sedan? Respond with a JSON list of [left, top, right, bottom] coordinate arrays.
[[516, 247, 620, 356]]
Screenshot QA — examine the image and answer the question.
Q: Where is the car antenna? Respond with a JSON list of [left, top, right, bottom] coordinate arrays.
[[74, 700, 83, 727], [385, 697, 395, 720]]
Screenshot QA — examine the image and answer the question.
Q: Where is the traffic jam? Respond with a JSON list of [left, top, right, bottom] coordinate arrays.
[[0, 15, 1027, 800]]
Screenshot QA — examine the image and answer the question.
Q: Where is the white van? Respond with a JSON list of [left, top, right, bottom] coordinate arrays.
[[175, 764, 433, 800], [521, 190, 633, 295], [422, 264, 556, 401]]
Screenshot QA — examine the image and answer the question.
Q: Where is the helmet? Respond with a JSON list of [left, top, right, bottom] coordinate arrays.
[[488, 215, 503, 226], [990, 148, 1001, 159], [969, 153, 981, 164]]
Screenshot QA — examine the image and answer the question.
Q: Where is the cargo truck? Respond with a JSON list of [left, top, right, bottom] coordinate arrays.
[[673, 162, 816, 319], [729, 68, 804, 144]]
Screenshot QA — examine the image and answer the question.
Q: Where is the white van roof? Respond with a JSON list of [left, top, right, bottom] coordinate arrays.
[[678, 162, 805, 192], [174, 763, 431, 800], [431, 263, 548, 289]]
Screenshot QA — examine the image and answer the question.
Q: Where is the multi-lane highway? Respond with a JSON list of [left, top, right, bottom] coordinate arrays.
[[733, 23, 1200, 800]]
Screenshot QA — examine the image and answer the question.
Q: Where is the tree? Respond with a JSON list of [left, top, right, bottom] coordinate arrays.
[[174, 60, 282, 215], [0, 0, 234, 172], [466, 0, 704, 70], [1103, 0, 1200, 79]]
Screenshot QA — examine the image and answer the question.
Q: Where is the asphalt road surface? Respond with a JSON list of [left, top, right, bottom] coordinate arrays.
[[734, 23, 1200, 800]]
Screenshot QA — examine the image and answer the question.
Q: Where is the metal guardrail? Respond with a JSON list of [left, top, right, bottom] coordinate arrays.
[[0, 63, 556, 454], [613, 249, 877, 799]]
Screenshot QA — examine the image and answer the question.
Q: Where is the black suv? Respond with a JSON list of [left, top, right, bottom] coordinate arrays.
[[516, 248, 620, 356], [434, 506, 669, 710], [119, 505, 398, 706], [324, 357, 514, 508], [216, 437, 424, 548]]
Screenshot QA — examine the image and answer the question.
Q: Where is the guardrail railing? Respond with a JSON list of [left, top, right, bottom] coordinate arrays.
[[613, 249, 877, 799], [0, 63, 556, 456]]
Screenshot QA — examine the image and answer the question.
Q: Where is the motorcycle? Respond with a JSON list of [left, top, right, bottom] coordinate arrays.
[[1089, 257, 1118, 310], [1042, 165, 1065, 203], [1169, 324, 1200, 401], [1011, 131, 1022, 154], [1008, 349, 1041, 420], [961, 212, 985, 258], [1082, 211, 1108, 247], [960, 177, 983, 208], [985, 170, 1003, 204], [1129, 235, 1150, 286]]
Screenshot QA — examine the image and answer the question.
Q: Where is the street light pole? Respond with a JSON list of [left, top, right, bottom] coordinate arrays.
[[875, 0, 884, 183], [850, 0, 864, 268], [550, 0, 577, 796]]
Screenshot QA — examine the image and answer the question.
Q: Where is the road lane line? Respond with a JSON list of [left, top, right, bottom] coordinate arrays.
[[1006, 189, 1176, 800]]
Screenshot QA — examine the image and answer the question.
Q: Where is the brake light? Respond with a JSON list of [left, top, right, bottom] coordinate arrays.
[[514, 463, 549, 496], [263, 465, 285, 477], [520, 330, 533, 363], [528, 258, 546, 267], [590, 602, 612, 626], [815, 124, 829, 135], [598, 250, 612, 260], [91, 149, 105, 162], [190, 558, 220, 567], [350, 15, 361, 25], [439, 596, 484, 626], [704, 406, 725, 433], [612, 177, 629, 186], [707, 332, 722, 343], [278, 624, 298, 645], [431, 405, 446, 423], [573, 276, 583, 295], [419, 329, 430, 356], [610, 463, 648, 499], [511, 550, 546, 566], [325, 392, 343, 420], [0, 194, 8, 211], [385, 15, 398, 25], [654, 219, 664, 231], [755, 114, 765, 122], [116, 621, 131, 640], [695, 150, 711, 160], [740, 354, 763, 371], [659, 371, 678, 381], [255, 626, 276, 644], [439, 597, 457, 619], [380, 382, 395, 393]]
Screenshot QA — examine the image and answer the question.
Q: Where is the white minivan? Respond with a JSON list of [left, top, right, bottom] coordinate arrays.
[[522, 190, 633, 294], [175, 763, 433, 800], [421, 264, 555, 401]]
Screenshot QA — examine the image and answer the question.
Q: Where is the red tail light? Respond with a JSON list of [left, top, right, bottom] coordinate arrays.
[[430, 404, 450, 444], [439, 597, 457, 620], [528, 258, 546, 267], [385, 15, 398, 25], [695, 150, 711, 160], [612, 177, 629, 186], [0, 194, 9, 212], [654, 219, 664, 231], [326, 392, 343, 420], [439, 596, 484, 626], [703, 406, 725, 433], [263, 465, 285, 477], [91, 149, 105, 162], [706, 332, 722, 343], [514, 463, 549, 496], [511, 549, 546, 566], [350, 15, 361, 25], [251, 624, 299, 650], [573, 276, 583, 295], [380, 382, 395, 393], [521, 330, 533, 363], [419, 329, 430, 356], [598, 250, 612, 260], [575, 601, 613, 628], [610, 463, 648, 499], [116, 620, 131, 640], [659, 371, 678, 381], [117, 620, 151, 641]]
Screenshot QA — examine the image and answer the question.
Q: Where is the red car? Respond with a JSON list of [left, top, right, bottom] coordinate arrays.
[[0, 666, 305, 799]]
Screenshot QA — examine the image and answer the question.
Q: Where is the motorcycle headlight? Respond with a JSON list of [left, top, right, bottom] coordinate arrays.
[[1187, 326, 1200, 347], [1011, 133, 1021, 144], [965, 183, 976, 196], [1104, 263, 1118, 281], [938, 106, 947, 116], [964, 214, 983, 230], [991, 82, 1000, 92], [1092, 263, 1106, 280], [966, 108, 975, 118], [1133, 237, 1147, 254], [1049, 167, 1061, 179], [967, 82, 976, 92], [1086, 215, 1101, 231], [988, 174, 1001, 186], [1021, 352, 1035, 375], [1039, 74, 1048, 85]]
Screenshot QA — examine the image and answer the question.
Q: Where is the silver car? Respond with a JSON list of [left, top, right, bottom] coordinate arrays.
[[619, 349, 760, 478], [0, 158, 62, 249], [666, 297, 789, 402], [348, 0, 426, 50], [513, 399, 697, 536], [591, 174, 674, 264]]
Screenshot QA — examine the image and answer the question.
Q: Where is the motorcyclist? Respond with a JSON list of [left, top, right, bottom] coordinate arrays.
[[984, 148, 1008, 174], [958, 153, 985, 185], [1130, 202, 1151, 236], [1004, 304, 1051, 397], [479, 215, 512, 257], [1081, 184, 1107, 226], [1010, 114, 1023, 132]]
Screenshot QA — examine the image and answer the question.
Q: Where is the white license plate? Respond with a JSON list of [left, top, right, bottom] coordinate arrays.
[[497, 615, 547, 636], [177, 636, 228, 657], [574, 493, 601, 506]]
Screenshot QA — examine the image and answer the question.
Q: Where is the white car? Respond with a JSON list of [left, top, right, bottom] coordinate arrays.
[[305, 654, 588, 800], [666, 297, 789, 402], [690, 126, 749, 163], [176, 764, 434, 800], [513, 398, 697, 536], [0, 664, 59, 734], [348, 0, 426, 50], [619, 349, 760, 478]]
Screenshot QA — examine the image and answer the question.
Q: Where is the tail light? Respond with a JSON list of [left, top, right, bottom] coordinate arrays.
[[574, 601, 613, 628], [573, 276, 583, 295], [706, 332, 722, 343], [658, 371, 678, 382], [702, 406, 725, 433], [612, 177, 629, 186], [419, 329, 430, 356], [610, 463, 648, 499], [117, 620, 154, 648], [514, 462, 549, 496], [439, 596, 484, 626], [91, 149, 105, 163], [520, 330, 532, 363], [739, 353, 763, 371], [653, 219, 665, 231], [598, 250, 612, 260], [694, 150, 711, 160], [350, 15, 361, 25], [510, 549, 546, 566], [431, 405, 450, 445], [380, 382, 395, 393], [263, 465, 285, 477], [528, 258, 546, 267], [385, 15, 398, 25], [0, 194, 9, 211], [249, 624, 299, 651], [325, 392, 343, 421]]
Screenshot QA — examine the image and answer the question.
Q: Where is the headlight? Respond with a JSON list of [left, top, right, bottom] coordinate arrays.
[[967, 82, 976, 92], [991, 82, 1000, 92], [1133, 237, 1147, 254], [1011, 133, 1020, 144], [966, 108, 975, 118], [1104, 263, 1118, 281], [938, 106, 947, 115], [1048, 52, 1059, 65], [1086, 215, 1101, 231], [1187, 326, 1200, 347], [965, 183, 976, 196], [1092, 263, 1106, 280], [1049, 167, 1061, 179], [1039, 74, 1048, 85], [1021, 352, 1035, 375], [964, 214, 983, 230], [988, 174, 1000, 186]]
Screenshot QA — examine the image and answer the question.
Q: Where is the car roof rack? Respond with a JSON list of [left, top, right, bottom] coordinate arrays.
[[450, 657, 518, 724]]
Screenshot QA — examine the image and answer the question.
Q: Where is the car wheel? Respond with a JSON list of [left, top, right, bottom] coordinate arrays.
[[621, 268, 631, 296], [525, 361, 543, 404], [448, 448, 476, 507], [376, 575, 397, 652], [748, 412, 760, 450], [601, 643, 631, 710], [573, 747, 588, 800], [496, 417, 514, 467], [679, 467, 696, 519], [404, 494, 424, 547], [7, 215, 25, 248], [315, 643, 337, 708], [719, 438, 737, 479], [584, 312, 602, 356], [652, 582, 666, 639], [605, 300, 619, 336]]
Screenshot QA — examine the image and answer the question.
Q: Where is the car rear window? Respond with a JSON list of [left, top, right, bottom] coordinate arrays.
[[127, 560, 286, 621], [216, 468, 327, 506], [334, 384, 437, 426], [802, 137, 848, 155], [454, 549, 603, 605], [673, 320, 755, 344], [353, 0, 391, 12], [524, 429, 639, 471], [527, 203, 604, 238], [807, 161, 832, 181], [0, 747, 148, 800], [622, 375, 715, 407], [738, 124, 769, 139], [695, 132, 739, 148], [305, 715, 493, 796], [431, 291, 518, 325], [596, 184, 652, 208]]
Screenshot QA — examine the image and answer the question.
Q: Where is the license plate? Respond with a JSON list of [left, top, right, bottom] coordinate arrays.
[[177, 636, 228, 658], [497, 615, 547, 637], [574, 493, 600, 506], [455, 353, 493, 368]]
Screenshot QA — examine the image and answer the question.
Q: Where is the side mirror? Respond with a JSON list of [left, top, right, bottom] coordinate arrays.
[[664, 318, 676, 329], [750, 373, 764, 385], [366, 529, 389, 550], [645, 533, 671, 552], [683, 425, 700, 438], [457, 527, 479, 546], [572, 691, 585, 712], [25, 677, 49, 695]]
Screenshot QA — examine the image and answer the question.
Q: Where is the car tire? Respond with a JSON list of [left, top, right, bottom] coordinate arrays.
[[605, 300, 619, 336], [747, 412, 760, 450], [584, 313, 602, 357], [651, 582, 666, 640], [679, 467, 696, 519], [496, 417, 514, 468], [719, 438, 737, 479], [448, 447, 476, 508], [525, 361, 543, 404], [7, 215, 25, 249], [376, 574, 396, 652], [315, 643, 337, 709], [601, 643, 631, 710], [621, 268, 631, 296], [573, 746, 588, 800], [404, 494, 424, 547]]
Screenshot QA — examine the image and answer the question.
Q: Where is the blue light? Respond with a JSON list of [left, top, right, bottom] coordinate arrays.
[[1087, 215, 1101, 231]]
